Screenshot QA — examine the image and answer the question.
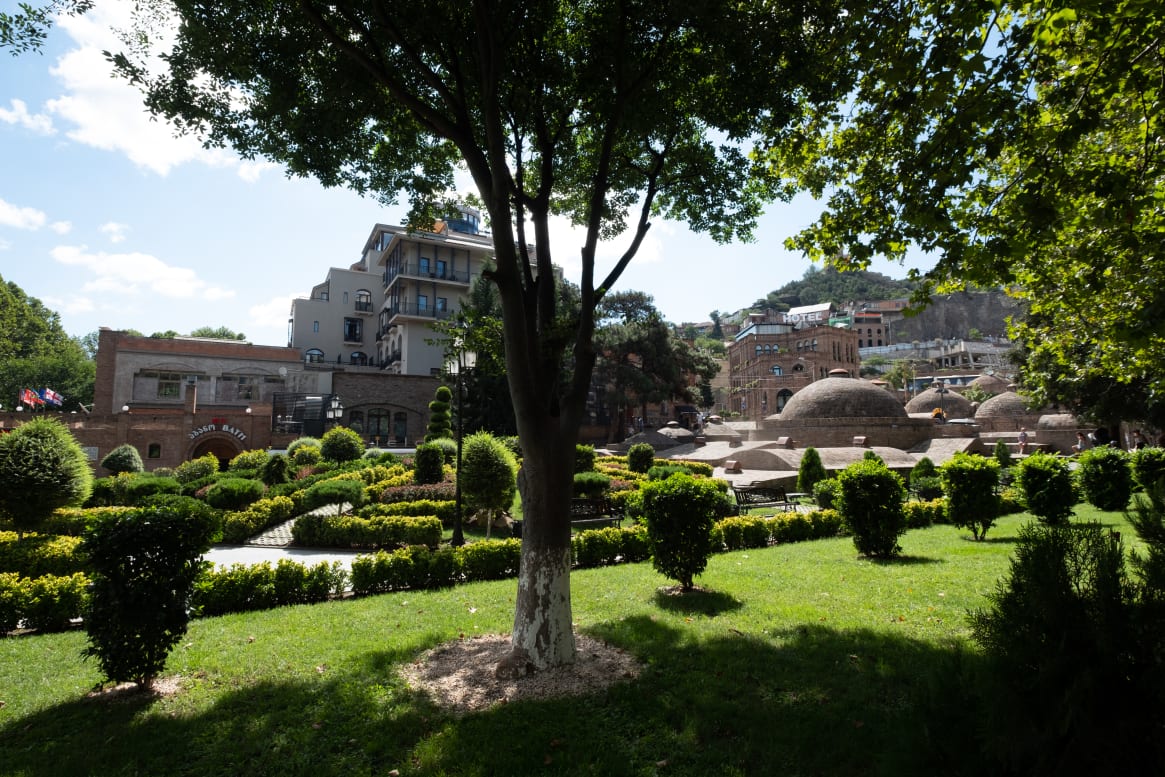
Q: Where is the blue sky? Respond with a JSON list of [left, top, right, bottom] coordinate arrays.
[[0, 0, 925, 348]]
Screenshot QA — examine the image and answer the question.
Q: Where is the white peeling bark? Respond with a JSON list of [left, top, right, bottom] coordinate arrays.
[[497, 543, 576, 677]]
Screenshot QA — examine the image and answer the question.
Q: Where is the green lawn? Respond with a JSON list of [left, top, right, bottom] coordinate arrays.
[[0, 509, 1135, 776]]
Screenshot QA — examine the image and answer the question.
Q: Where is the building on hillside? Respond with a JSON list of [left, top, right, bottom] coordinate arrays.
[[289, 205, 495, 376], [726, 310, 862, 420]]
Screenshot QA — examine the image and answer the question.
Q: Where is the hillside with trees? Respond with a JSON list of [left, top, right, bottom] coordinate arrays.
[[743, 266, 917, 314]]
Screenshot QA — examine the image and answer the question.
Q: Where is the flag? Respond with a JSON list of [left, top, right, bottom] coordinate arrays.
[[41, 388, 64, 407], [21, 388, 44, 406]]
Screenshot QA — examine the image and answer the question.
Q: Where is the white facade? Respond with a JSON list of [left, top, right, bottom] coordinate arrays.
[[289, 209, 494, 376]]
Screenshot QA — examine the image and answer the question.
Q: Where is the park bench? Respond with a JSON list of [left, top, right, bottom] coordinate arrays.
[[732, 485, 794, 514], [570, 497, 622, 531]]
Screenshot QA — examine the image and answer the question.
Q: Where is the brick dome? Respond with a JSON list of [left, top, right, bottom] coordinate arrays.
[[967, 374, 1010, 394], [779, 376, 907, 420], [974, 391, 1029, 418], [905, 387, 973, 417]]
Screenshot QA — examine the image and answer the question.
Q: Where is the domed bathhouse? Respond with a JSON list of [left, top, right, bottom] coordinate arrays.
[[660, 376, 986, 491], [905, 386, 974, 420]]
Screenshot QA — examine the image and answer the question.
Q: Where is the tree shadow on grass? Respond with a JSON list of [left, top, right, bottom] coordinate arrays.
[[864, 554, 943, 566], [0, 622, 993, 777], [650, 586, 743, 616]]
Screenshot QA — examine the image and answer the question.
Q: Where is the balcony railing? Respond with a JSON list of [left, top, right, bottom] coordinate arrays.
[[386, 304, 453, 322], [354, 300, 374, 313], [384, 263, 470, 288]]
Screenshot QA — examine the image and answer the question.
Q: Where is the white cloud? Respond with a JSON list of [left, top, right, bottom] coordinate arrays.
[[0, 198, 48, 230], [50, 244, 235, 301], [0, 99, 55, 134], [45, 0, 263, 179], [41, 294, 96, 315], [0, 238, 11, 251], [51, 221, 73, 235], [99, 221, 129, 243], [248, 294, 298, 344]]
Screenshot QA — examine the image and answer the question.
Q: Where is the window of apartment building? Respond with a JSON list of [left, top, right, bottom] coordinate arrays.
[[305, 348, 324, 363], [436, 259, 448, 278], [355, 289, 372, 311], [343, 318, 362, 342], [157, 372, 182, 398], [419, 257, 431, 275], [312, 320, 319, 333], [343, 291, 349, 304], [147, 443, 161, 459], [417, 294, 428, 311], [436, 297, 447, 313]]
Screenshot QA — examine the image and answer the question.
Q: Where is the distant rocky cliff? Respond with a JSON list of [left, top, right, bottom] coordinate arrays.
[[888, 290, 1025, 343]]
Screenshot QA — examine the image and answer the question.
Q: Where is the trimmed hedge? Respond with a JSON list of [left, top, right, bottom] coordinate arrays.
[[379, 482, 456, 504], [904, 498, 948, 529], [358, 500, 456, 524], [0, 531, 86, 577], [572, 525, 650, 567], [350, 539, 523, 594], [221, 496, 296, 544], [292, 512, 442, 550], [0, 571, 89, 634], [193, 559, 347, 616]]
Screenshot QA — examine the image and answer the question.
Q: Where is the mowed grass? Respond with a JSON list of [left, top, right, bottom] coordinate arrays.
[[0, 508, 1136, 776]]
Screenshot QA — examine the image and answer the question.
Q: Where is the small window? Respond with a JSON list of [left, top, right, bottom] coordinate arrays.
[[305, 348, 325, 363], [771, 364, 783, 376], [343, 291, 349, 304], [417, 294, 429, 311], [157, 372, 181, 398], [237, 377, 255, 400], [419, 257, 431, 275], [436, 297, 447, 312], [147, 443, 161, 459], [312, 320, 319, 333], [436, 259, 448, 278]]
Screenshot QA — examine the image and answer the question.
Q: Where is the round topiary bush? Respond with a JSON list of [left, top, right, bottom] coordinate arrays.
[[101, 444, 144, 475], [1015, 452, 1076, 525], [229, 449, 271, 471], [204, 477, 266, 511], [291, 445, 322, 467], [430, 436, 457, 465], [642, 473, 724, 590], [173, 454, 219, 484], [1076, 446, 1133, 511], [286, 436, 321, 456], [121, 475, 181, 505], [460, 432, 519, 532], [413, 442, 446, 485], [627, 442, 655, 474], [320, 426, 365, 463], [836, 458, 907, 557], [1132, 447, 1165, 491], [813, 478, 840, 510], [0, 417, 94, 537], [940, 452, 1001, 540]]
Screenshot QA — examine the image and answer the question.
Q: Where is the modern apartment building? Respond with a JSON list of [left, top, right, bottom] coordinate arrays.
[[288, 207, 494, 376]]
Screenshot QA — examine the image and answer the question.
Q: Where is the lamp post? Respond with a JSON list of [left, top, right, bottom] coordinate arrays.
[[451, 331, 475, 547], [934, 380, 948, 421], [325, 394, 344, 428]]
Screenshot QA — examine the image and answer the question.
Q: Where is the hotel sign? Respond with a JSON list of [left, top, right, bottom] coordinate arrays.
[[188, 423, 248, 442]]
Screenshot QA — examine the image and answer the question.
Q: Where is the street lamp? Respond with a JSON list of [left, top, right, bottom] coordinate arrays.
[[933, 381, 949, 421], [325, 394, 344, 427], [451, 330, 477, 547]]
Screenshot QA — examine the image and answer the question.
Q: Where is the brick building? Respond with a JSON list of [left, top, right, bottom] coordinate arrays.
[[0, 329, 437, 473]]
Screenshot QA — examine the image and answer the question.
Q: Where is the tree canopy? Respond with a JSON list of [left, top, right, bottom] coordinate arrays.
[[770, 1, 1165, 420], [0, 275, 94, 412]]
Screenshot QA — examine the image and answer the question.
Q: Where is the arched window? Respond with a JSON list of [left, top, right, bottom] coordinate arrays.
[[770, 364, 783, 376], [350, 351, 368, 365], [305, 348, 324, 363], [755, 344, 762, 357], [355, 289, 373, 312]]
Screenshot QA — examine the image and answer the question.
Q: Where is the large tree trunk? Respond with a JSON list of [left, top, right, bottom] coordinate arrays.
[[496, 422, 577, 677]]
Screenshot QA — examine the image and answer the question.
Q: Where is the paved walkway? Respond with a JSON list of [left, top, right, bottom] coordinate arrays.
[[203, 507, 362, 571]]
